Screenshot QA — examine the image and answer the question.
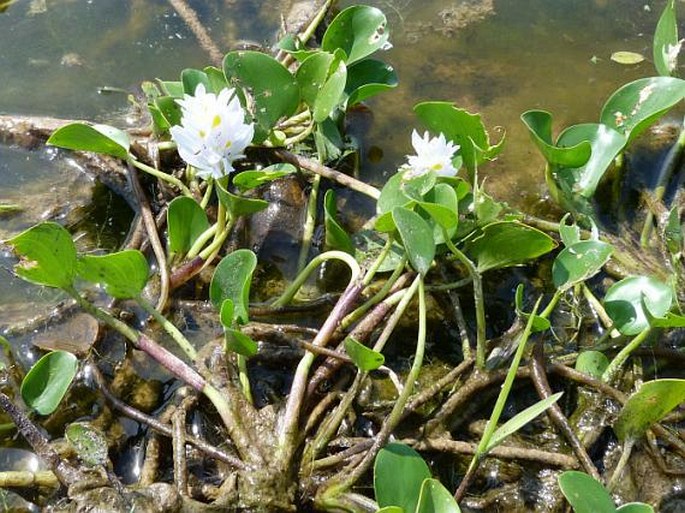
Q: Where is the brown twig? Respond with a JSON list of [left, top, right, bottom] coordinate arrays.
[[167, 0, 223, 66]]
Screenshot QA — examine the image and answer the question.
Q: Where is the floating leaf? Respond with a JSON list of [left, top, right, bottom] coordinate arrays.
[[167, 197, 210, 256], [6, 222, 77, 289], [215, 180, 268, 217], [575, 351, 609, 380], [47, 123, 130, 159], [344, 336, 384, 371], [653, 0, 678, 76], [223, 51, 300, 143], [393, 207, 435, 276], [603, 276, 672, 335], [324, 190, 354, 254], [552, 240, 613, 291], [322, 5, 390, 65], [346, 59, 398, 106], [463, 221, 557, 272], [374, 443, 431, 513], [210, 250, 257, 324], [600, 77, 685, 141], [610, 51, 645, 65], [65, 422, 108, 467], [77, 250, 149, 299], [416, 478, 462, 513], [520, 110, 591, 168], [614, 379, 685, 442], [21, 351, 78, 415], [558, 471, 617, 513]]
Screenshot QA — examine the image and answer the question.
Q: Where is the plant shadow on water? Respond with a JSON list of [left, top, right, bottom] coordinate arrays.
[[0, 1, 684, 512]]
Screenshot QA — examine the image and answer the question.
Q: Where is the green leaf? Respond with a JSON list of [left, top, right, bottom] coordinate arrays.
[[77, 250, 149, 299], [485, 393, 562, 453], [552, 123, 626, 198], [65, 422, 109, 467], [558, 471, 617, 513], [559, 214, 581, 247], [376, 172, 414, 232], [575, 351, 609, 380], [223, 51, 300, 143], [600, 77, 685, 141], [297, 52, 336, 108], [415, 102, 504, 174], [166, 197, 210, 255], [322, 5, 390, 65], [21, 350, 78, 415], [552, 240, 613, 291], [353, 230, 406, 273], [514, 284, 551, 333], [520, 110, 592, 167], [419, 183, 459, 244], [653, 0, 678, 76], [233, 163, 297, 192], [313, 51, 347, 122], [324, 190, 354, 254], [377, 508, 404, 513], [392, 207, 435, 276], [6, 222, 77, 289], [346, 59, 398, 106], [181, 68, 210, 95], [664, 206, 683, 257], [616, 503, 655, 513], [159, 80, 184, 97], [416, 478, 462, 513], [344, 336, 385, 371], [614, 379, 685, 442], [610, 51, 645, 65], [204, 65, 229, 93], [374, 443, 431, 513], [215, 180, 268, 217], [154, 96, 182, 128], [210, 249, 257, 324], [648, 310, 685, 328], [463, 221, 557, 272], [47, 123, 130, 159], [226, 326, 258, 357], [603, 276, 672, 335]]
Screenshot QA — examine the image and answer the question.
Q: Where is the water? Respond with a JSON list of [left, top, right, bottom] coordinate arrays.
[[0, 0, 671, 324]]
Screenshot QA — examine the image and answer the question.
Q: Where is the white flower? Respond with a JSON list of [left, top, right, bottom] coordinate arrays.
[[170, 83, 254, 180], [404, 130, 459, 178]]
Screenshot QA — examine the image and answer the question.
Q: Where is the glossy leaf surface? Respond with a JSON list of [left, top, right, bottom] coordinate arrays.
[[520, 110, 591, 167], [558, 471, 616, 513], [233, 163, 297, 191], [216, 180, 268, 217], [392, 207, 435, 276], [575, 351, 609, 380], [374, 443, 431, 513], [21, 350, 78, 415], [653, 0, 678, 76], [210, 249, 257, 324], [416, 478, 462, 513], [167, 197, 210, 255], [344, 336, 384, 371], [47, 123, 130, 159], [552, 240, 613, 291], [78, 250, 149, 299], [324, 190, 354, 254], [322, 5, 390, 65], [346, 59, 398, 105], [603, 276, 672, 335]]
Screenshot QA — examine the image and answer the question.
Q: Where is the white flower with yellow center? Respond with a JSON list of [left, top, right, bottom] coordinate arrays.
[[404, 129, 459, 178], [170, 83, 254, 180]]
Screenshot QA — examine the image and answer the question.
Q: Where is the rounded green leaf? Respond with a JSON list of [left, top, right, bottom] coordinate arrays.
[[47, 123, 130, 159], [181, 68, 210, 95], [615, 379, 685, 442], [374, 443, 431, 512], [232, 163, 296, 192], [324, 190, 354, 254], [520, 110, 591, 168], [600, 77, 685, 141], [552, 240, 613, 291], [610, 51, 645, 65], [419, 183, 459, 235], [223, 51, 300, 143], [344, 336, 384, 371], [6, 222, 77, 289], [553, 123, 626, 198], [77, 250, 149, 299], [21, 350, 78, 415], [392, 207, 435, 277], [558, 471, 616, 513], [297, 52, 336, 108], [216, 180, 268, 217], [322, 5, 390, 65], [463, 221, 557, 272], [653, 0, 678, 76], [167, 196, 210, 255], [603, 276, 672, 335], [346, 59, 398, 106], [416, 478, 462, 513], [575, 351, 609, 380], [210, 249, 257, 324], [65, 422, 109, 467]]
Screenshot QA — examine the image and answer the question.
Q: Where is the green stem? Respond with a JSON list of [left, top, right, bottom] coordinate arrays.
[[198, 207, 232, 261], [236, 354, 253, 405], [199, 179, 214, 209], [186, 222, 218, 259], [137, 295, 196, 360], [272, 250, 361, 308], [607, 438, 635, 491], [298, 174, 320, 274], [129, 158, 192, 197], [539, 289, 562, 320], [444, 231, 487, 369], [601, 327, 652, 383]]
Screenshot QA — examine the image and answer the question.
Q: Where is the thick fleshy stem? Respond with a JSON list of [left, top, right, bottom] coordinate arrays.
[[129, 157, 193, 197]]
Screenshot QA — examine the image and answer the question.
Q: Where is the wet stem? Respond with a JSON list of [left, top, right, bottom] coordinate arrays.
[[128, 157, 193, 197]]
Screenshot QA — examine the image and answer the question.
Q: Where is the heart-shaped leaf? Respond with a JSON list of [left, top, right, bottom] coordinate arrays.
[[77, 250, 149, 299], [344, 336, 384, 371], [374, 443, 431, 513], [322, 5, 390, 65], [558, 471, 616, 513], [210, 249, 257, 324], [47, 123, 130, 159], [463, 221, 557, 272], [600, 77, 685, 141], [167, 196, 210, 256], [223, 51, 300, 143], [416, 478, 462, 513], [6, 222, 77, 289], [614, 379, 685, 442], [552, 240, 613, 291], [520, 110, 591, 167], [21, 350, 78, 415], [603, 276, 672, 335], [393, 207, 435, 276], [653, 0, 678, 76]]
